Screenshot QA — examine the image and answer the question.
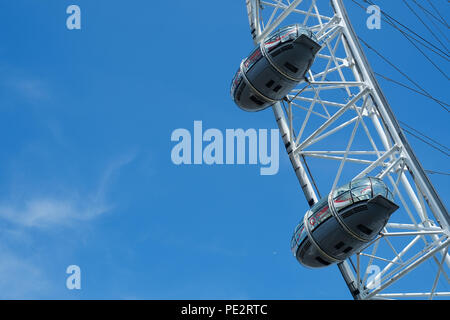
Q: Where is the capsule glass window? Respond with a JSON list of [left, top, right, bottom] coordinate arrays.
[[296, 225, 307, 245], [231, 69, 243, 95], [310, 197, 328, 216], [279, 26, 297, 42], [314, 204, 331, 225], [243, 47, 263, 72], [386, 189, 395, 202], [334, 190, 353, 212], [333, 182, 350, 198], [372, 180, 388, 198], [351, 186, 372, 202], [290, 236, 297, 254], [264, 32, 281, 50], [351, 178, 371, 189]]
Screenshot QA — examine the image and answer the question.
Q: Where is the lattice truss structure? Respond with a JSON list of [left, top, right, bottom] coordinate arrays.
[[245, 0, 450, 299]]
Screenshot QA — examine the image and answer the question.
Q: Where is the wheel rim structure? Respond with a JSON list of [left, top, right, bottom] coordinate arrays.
[[243, 0, 450, 300]]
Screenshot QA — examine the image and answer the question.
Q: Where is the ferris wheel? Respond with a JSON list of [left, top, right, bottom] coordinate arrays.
[[234, 0, 450, 299]]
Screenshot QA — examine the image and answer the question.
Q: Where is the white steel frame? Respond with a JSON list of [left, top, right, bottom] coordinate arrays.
[[244, 0, 449, 299]]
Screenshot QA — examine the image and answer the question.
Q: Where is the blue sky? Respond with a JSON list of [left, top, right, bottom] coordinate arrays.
[[0, 1, 448, 299]]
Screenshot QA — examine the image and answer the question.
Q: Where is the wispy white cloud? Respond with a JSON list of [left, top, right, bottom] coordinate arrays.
[[0, 152, 136, 229], [1, 73, 51, 103], [95, 151, 137, 204], [0, 152, 138, 298], [10, 77, 50, 101], [0, 245, 53, 299], [0, 197, 110, 229]]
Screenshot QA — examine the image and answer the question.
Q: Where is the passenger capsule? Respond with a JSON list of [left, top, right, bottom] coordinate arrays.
[[231, 24, 321, 112], [291, 177, 399, 268]]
